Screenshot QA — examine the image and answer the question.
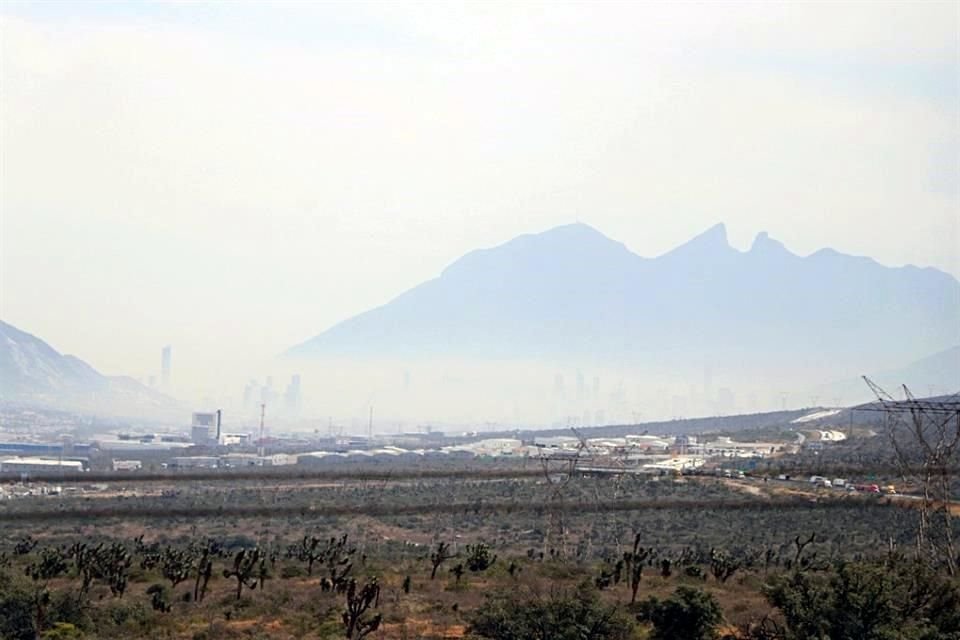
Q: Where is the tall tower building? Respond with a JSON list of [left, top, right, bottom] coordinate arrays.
[[161, 345, 172, 389], [284, 374, 302, 416]]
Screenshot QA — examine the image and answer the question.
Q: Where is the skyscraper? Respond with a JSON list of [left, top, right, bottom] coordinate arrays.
[[161, 345, 171, 389], [284, 374, 302, 416]]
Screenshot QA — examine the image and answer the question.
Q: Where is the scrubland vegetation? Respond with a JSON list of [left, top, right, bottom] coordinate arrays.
[[1, 464, 958, 640]]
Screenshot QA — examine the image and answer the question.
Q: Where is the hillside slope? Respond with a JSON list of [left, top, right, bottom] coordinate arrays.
[[0, 320, 180, 417]]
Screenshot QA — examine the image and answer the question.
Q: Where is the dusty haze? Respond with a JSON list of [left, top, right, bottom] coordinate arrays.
[[1, 2, 957, 425]]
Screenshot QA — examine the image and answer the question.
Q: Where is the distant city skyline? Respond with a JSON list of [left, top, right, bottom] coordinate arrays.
[[2, 2, 957, 394]]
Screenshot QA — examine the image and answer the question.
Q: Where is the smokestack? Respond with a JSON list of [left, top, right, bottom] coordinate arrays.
[[216, 409, 221, 443]]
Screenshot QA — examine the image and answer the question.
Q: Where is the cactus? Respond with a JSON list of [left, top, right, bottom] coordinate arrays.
[[429, 541, 455, 580], [223, 548, 263, 601], [341, 577, 382, 639]]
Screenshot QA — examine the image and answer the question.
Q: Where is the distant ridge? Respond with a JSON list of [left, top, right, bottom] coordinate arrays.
[[0, 320, 181, 417], [813, 345, 960, 405], [286, 222, 960, 374]]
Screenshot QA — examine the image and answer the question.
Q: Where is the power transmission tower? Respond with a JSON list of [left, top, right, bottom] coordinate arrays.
[[860, 376, 960, 575]]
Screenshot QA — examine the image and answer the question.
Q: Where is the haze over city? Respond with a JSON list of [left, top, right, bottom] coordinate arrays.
[[4, 4, 960, 639], [2, 1, 958, 426]]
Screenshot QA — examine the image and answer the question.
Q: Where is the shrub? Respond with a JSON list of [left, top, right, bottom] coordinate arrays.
[[639, 585, 723, 640], [763, 558, 960, 640], [469, 582, 634, 640], [0, 573, 35, 640], [281, 564, 306, 579], [41, 622, 84, 639]]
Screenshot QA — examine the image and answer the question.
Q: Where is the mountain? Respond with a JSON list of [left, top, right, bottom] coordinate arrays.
[[286, 223, 960, 378], [814, 345, 960, 406], [880, 346, 960, 393], [0, 320, 180, 416]]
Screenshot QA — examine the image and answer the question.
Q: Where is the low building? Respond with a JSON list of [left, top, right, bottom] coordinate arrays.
[[219, 452, 297, 467], [111, 459, 142, 472], [0, 457, 85, 474], [219, 433, 251, 446], [170, 456, 219, 469], [219, 453, 260, 467], [263, 453, 297, 466]]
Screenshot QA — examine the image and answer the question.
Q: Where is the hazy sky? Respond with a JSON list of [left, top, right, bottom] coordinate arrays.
[[1, 1, 958, 395]]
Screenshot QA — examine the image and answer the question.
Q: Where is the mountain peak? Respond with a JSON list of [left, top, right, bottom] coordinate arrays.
[[441, 221, 633, 279], [529, 221, 616, 244], [661, 223, 730, 258], [749, 231, 791, 255]]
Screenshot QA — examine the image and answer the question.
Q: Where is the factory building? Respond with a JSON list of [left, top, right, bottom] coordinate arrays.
[[190, 411, 220, 445], [0, 457, 85, 474], [0, 442, 93, 456]]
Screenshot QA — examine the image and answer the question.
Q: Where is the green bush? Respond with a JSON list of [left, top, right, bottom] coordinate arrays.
[[41, 622, 84, 639], [48, 590, 92, 632], [469, 581, 634, 640], [280, 564, 306, 579], [0, 572, 35, 640], [763, 558, 960, 640], [639, 585, 723, 640]]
